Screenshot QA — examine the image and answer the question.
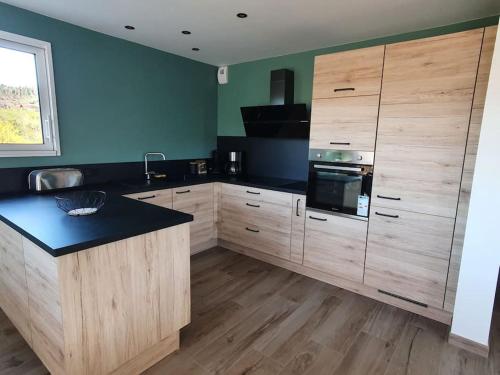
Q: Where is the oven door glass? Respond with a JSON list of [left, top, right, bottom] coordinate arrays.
[[307, 164, 372, 217]]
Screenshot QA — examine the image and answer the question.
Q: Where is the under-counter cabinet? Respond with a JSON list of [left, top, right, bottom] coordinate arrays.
[[125, 188, 173, 208], [290, 194, 306, 264], [219, 184, 293, 260], [173, 184, 215, 254], [303, 210, 367, 283]]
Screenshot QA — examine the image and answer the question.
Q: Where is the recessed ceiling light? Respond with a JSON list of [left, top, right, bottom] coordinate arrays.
[[124, 25, 135, 30], [236, 13, 248, 18], [182, 30, 191, 35], [192, 47, 200, 51]]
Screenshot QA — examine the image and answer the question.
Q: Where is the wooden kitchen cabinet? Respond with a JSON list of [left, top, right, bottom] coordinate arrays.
[[310, 95, 380, 151], [364, 207, 455, 309], [173, 184, 215, 254], [219, 184, 292, 260], [124, 188, 173, 208], [291, 195, 306, 264], [372, 28, 483, 218], [0, 222, 32, 345], [312, 45, 385, 99], [303, 210, 367, 283]]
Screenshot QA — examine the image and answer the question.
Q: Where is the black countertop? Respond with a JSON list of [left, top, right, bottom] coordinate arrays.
[[0, 193, 193, 257], [0, 175, 306, 258]]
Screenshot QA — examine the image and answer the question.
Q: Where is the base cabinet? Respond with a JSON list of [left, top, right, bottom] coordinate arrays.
[[303, 210, 367, 283], [364, 208, 455, 309]]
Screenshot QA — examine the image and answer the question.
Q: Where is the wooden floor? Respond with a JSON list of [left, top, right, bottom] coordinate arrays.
[[1, 247, 500, 375]]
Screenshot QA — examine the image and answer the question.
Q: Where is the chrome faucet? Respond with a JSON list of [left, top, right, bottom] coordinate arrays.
[[144, 152, 166, 180]]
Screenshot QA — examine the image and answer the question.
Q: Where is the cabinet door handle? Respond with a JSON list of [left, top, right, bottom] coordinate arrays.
[[309, 215, 327, 222], [138, 195, 156, 200], [176, 189, 191, 194], [377, 195, 401, 201], [334, 87, 355, 92], [296, 199, 301, 217], [245, 227, 260, 233], [246, 190, 260, 195], [246, 203, 260, 208], [375, 212, 399, 219], [329, 142, 351, 146]]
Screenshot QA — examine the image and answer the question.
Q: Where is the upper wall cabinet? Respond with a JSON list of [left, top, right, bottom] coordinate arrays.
[[312, 46, 385, 99], [372, 29, 484, 217], [310, 95, 380, 151]]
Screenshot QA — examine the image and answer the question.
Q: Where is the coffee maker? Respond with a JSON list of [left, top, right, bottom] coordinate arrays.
[[225, 151, 244, 176]]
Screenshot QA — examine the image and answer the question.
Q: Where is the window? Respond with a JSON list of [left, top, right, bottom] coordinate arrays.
[[0, 30, 60, 157]]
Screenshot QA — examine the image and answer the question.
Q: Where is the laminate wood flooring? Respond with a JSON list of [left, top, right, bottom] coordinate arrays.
[[1, 247, 499, 375]]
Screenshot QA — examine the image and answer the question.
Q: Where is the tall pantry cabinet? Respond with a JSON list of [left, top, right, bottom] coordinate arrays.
[[364, 29, 488, 308]]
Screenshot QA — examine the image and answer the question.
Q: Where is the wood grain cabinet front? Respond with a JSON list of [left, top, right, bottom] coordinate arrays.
[[312, 45, 385, 99], [173, 184, 215, 254], [291, 195, 306, 264], [303, 211, 367, 283], [310, 95, 380, 151], [124, 189, 173, 209], [364, 207, 455, 309]]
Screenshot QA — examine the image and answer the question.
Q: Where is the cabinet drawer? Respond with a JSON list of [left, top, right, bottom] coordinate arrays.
[[310, 95, 379, 151], [221, 183, 292, 208], [173, 184, 213, 214], [219, 219, 291, 260], [312, 46, 384, 99], [221, 194, 291, 233], [371, 144, 463, 218], [124, 189, 173, 209], [364, 207, 454, 308], [303, 211, 367, 283]]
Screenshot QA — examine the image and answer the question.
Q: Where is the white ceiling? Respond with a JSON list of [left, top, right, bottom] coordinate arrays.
[[3, 0, 500, 66]]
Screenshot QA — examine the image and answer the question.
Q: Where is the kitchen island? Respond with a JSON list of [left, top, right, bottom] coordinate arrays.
[[0, 192, 193, 375]]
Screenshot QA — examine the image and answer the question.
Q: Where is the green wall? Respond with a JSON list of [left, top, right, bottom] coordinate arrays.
[[218, 16, 499, 136], [0, 2, 218, 168]]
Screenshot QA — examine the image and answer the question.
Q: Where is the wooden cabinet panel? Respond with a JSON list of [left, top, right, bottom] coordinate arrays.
[[124, 189, 173, 209], [221, 183, 292, 208], [221, 194, 292, 233], [291, 195, 306, 264], [310, 95, 380, 151], [313, 46, 385, 99], [380, 29, 483, 106], [365, 207, 454, 309], [173, 184, 215, 252], [371, 144, 464, 218], [472, 26, 498, 109], [303, 211, 367, 283], [219, 219, 291, 260], [0, 222, 31, 345], [445, 26, 497, 313]]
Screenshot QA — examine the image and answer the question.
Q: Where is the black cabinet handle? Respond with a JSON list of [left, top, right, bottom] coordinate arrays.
[[246, 190, 260, 195], [246, 203, 260, 208], [329, 142, 351, 146], [138, 195, 156, 200], [334, 87, 355, 92], [309, 215, 327, 222], [296, 199, 301, 217], [176, 189, 191, 194], [245, 227, 260, 233], [375, 212, 399, 219], [377, 195, 401, 201]]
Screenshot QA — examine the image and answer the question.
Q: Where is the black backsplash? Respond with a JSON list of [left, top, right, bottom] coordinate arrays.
[[217, 136, 309, 181], [0, 159, 201, 195]]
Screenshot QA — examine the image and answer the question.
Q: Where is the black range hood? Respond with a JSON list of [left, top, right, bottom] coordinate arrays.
[[241, 69, 310, 139]]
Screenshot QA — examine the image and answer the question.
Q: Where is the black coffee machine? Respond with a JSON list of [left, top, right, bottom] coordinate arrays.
[[225, 151, 244, 176]]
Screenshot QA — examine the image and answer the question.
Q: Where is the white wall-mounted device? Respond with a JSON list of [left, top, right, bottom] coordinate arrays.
[[217, 66, 228, 84]]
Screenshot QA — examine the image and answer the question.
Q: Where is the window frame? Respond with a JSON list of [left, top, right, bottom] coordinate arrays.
[[0, 30, 60, 157]]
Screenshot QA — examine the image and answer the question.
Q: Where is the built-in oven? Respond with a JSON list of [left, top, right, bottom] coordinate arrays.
[[306, 149, 374, 220]]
